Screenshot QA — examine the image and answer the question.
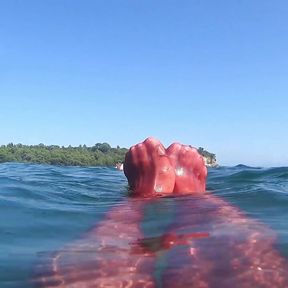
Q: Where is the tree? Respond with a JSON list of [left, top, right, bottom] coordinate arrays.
[[92, 143, 111, 153]]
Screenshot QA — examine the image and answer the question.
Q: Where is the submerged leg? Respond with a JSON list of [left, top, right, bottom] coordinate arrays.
[[33, 199, 156, 288], [162, 195, 288, 288]]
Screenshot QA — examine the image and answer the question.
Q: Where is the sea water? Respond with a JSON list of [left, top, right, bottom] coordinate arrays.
[[0, 163, 288, 287]]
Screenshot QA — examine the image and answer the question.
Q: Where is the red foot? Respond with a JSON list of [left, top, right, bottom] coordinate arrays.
[[124, 137, 207, 196], [124, 137, 175, 196], [167, 143, 207, 194]]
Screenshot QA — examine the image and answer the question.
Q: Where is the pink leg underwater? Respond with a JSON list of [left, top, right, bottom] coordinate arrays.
[[33, 200, 156, 288], [162, 195, 288, 288]]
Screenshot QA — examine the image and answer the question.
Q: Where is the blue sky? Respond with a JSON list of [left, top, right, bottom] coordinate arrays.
[[0, 0, 287, 167]]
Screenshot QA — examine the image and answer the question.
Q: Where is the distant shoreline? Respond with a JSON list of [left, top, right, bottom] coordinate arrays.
[[0, 143, 128, 167], [0, 143, 217, 168]]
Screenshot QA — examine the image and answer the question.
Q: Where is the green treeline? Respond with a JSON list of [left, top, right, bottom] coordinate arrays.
[[0, 143, 128, 166], [0, 143, 217, 167]]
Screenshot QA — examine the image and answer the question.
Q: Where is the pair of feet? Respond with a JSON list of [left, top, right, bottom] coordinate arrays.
[[124, 137, 207, 197]]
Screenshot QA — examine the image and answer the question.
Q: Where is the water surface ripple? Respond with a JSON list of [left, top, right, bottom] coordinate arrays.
[[0, 163, 287, 287]]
